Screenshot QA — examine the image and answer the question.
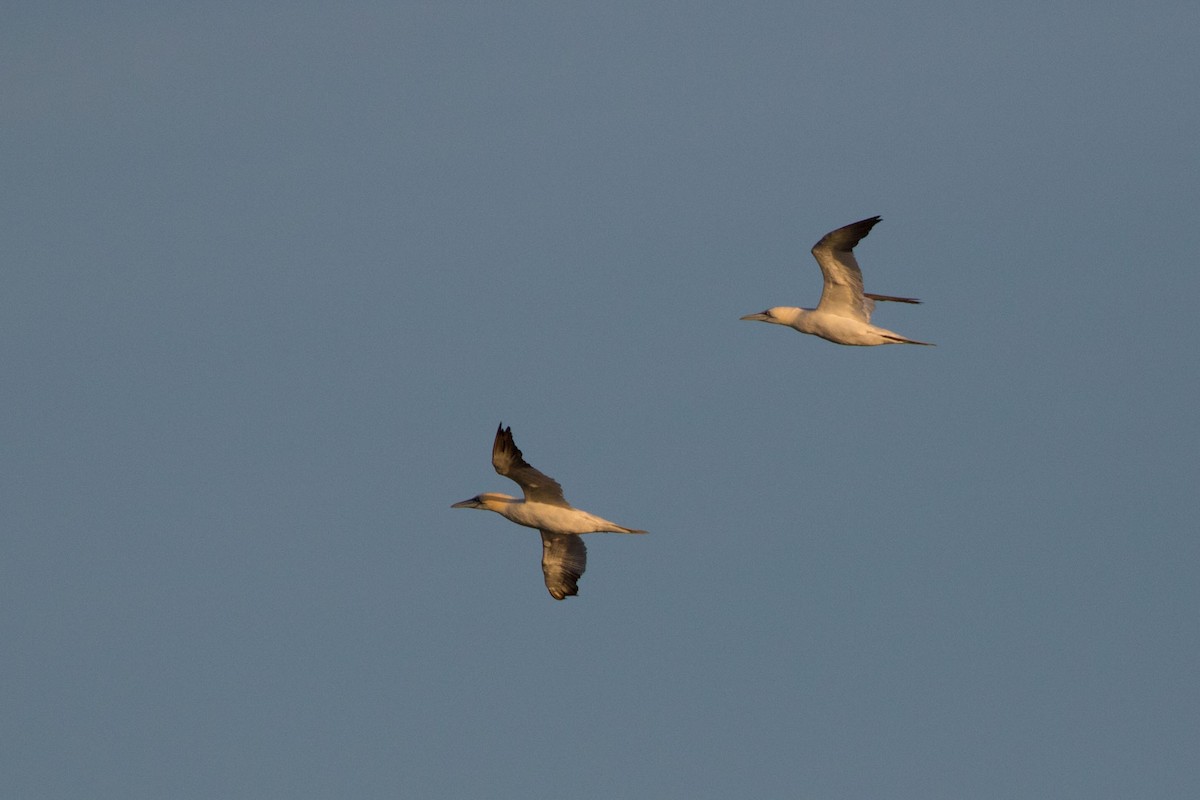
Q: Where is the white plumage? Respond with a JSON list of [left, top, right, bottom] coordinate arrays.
[[741, 216, 934, 346], [452, 424, 646, 600]]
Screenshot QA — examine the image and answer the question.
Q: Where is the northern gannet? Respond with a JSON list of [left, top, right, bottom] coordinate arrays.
[[740, 216, 934, 346], [451, 424, 647, 600]]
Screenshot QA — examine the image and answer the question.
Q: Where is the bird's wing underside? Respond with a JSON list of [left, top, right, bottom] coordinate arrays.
[[812, 216, 881, 322], [540, 531, 587, 600], [492, 424, 569, 506]]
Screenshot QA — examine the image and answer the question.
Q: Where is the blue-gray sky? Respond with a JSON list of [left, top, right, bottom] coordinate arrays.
[[3, 3, 1198, 798]]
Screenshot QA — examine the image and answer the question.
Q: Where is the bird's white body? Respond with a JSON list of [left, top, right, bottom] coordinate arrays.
[[741, 216, 933, 347], [468, 492, 642, 535], [762, 306, 926, 347], [452, 425, 646, 600]]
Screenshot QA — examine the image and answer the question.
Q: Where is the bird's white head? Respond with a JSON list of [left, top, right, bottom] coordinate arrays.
[[450, 492, 515, 512], [740, 307, 797, 325]]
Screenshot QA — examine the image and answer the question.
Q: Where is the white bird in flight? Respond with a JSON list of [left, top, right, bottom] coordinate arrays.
[[740, 216, 934, 346], [451, 424, 647, 600]]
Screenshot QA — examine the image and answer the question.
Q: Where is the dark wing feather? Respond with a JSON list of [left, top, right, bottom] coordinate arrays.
[[811, 216, 881, 321], [864, 292, 921, 304], [540, 531, 587, 600], [492, 424, 568, 506]]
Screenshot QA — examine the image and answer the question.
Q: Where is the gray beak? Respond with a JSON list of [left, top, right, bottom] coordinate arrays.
[[451, 498, 479, 509], [740, 311, 771, 322]]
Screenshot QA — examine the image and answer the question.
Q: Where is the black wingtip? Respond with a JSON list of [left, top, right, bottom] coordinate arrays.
[[864, 293, 922, 305], [493, 423, 525, 464], [815, 215, 883, 251]]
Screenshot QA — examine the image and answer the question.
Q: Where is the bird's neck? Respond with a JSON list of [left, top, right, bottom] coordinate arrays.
[[773, 306, 807, 325]]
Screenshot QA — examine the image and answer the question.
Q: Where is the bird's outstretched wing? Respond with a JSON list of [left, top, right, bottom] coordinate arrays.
[[492, 424, 568, 506], [540, 531, 587, 600], [864, 292, 921, 305], [811, 216, 881, 322]]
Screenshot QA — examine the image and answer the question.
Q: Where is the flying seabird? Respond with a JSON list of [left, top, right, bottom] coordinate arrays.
[[740, 216, 934, 346], [451, 424, 647, 600]]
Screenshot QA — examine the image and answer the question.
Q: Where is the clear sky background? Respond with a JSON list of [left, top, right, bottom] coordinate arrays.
[[3, 3, 1198, 798]]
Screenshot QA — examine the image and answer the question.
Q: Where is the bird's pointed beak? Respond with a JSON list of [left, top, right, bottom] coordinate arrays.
[[740, 311, 771, 322], [451, 498, 479, 509]]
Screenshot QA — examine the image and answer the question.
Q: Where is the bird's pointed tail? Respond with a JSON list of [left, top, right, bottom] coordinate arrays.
[[884, 335, 935, 346]]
